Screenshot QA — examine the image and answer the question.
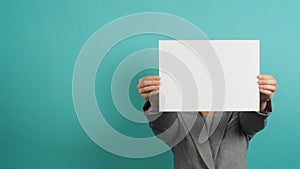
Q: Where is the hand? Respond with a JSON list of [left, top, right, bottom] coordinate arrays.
[[137, 76, 160, 100], [257, 74, 278, 110]]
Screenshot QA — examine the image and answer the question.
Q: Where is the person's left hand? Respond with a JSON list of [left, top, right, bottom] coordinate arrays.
[[257, 74, 278, 110]]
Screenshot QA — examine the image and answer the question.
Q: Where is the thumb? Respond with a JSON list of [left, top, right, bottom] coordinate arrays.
[[149, 90, 159, 107]]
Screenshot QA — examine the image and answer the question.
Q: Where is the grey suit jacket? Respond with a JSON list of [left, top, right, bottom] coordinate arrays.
[[143, 95, 272, 169]]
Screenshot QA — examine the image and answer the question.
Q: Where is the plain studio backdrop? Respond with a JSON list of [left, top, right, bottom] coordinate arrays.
[[0, 1, 299, 169]]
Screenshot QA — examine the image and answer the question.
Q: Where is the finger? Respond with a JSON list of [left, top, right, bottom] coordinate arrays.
[[259, 85, 277, 91], [257, 74, 274, 80], [259, 88, 273, 96], [138, 79, 160, 88], [138, 76, 160, 87], [138, 80, 160, 89], [258, 79, 277, 85], [257, 75, 274, 82], [139, 86, 160, 94], [141, 93, 149, 100], [141, 76, 160, 81]]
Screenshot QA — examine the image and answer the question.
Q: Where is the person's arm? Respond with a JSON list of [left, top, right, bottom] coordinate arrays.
[[143, 91, 178, 136], [143, 91, 180, 146], [143, 101, 178, 137], [239, 74, 277, 139], [239, 100, 272, 139], [137, 76, 179, 138]]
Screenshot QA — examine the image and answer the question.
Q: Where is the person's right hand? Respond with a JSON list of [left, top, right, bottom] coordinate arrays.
[[137, 76, 160, 100]]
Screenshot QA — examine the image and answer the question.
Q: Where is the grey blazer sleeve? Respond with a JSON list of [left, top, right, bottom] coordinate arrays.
[[142, 92, 181, 146], [239, 100, 273, 139], [143, 100, 178, 137]]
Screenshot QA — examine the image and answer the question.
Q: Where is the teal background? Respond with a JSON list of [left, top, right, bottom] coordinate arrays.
[[1, 0, 299, 168]]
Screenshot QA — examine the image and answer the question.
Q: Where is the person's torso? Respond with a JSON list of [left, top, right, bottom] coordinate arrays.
[[172, 112, 249, 169]]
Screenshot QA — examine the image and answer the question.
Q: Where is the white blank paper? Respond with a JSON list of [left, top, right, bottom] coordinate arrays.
[[159, 40, 260, 111]]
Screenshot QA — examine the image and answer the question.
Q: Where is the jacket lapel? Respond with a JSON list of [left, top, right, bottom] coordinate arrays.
[[180, 112, 232, 169], [209, 112, 232, 160], [181, 112, 215, 169]]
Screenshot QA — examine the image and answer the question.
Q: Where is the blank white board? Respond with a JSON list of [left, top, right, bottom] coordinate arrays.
[[159, 40, 260, 111]]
